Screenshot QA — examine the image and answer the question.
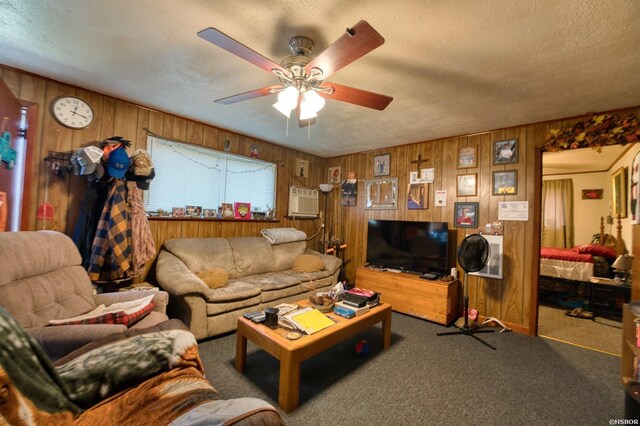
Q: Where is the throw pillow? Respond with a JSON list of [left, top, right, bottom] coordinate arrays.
[[48, 295, 155, 327], [292, 254, 324, 272], [196, 268, 229, 289]]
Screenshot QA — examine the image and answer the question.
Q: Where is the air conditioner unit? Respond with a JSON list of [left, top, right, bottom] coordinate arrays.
[[288, 186, 319, 218]]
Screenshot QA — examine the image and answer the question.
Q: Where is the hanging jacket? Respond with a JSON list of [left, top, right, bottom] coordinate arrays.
[[72, 181, 110, 268], [126, 181, 155, 277], [88, 179, 130, 281]]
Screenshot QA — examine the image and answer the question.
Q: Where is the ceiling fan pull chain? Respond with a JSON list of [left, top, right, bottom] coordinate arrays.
[[285, 116, 289, 137], [307, 122, 310, 139]]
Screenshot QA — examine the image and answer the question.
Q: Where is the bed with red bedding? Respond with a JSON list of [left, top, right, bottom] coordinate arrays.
[[540, 244, 616, 282]]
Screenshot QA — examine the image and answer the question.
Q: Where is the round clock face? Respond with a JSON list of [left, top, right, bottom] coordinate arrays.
[[50, 96, 94, 129]]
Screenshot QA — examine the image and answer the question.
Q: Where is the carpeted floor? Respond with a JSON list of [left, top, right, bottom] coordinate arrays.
[[538, 304, 623, 356], [198, 312, 623, 425]]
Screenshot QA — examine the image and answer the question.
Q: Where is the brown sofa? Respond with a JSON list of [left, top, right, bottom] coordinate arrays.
[[156, 236, 342, 339], [0, 230, 170, 361]]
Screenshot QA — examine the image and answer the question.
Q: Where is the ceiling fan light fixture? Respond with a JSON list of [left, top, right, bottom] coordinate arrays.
[[299, 101, 318, 120], [303, 90, 325, 113], [273, 100, 292, 117]]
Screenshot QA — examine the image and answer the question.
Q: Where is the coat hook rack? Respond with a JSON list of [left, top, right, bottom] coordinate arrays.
[[44, 151, 73, 177]]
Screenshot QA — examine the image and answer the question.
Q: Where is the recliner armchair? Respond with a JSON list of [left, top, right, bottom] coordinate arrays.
[[0, 230, 169, 361]]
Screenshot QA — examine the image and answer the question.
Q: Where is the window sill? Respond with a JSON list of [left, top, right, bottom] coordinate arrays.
[[146, 216, 280, 223]]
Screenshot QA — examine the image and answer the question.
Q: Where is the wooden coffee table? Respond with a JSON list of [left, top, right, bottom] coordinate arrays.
[[235, 301, 392, 412]]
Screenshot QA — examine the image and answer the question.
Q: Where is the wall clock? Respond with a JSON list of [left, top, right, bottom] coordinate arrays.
[[50, 96, 94, 129]]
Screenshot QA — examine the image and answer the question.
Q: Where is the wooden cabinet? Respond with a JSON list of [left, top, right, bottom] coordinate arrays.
[[622, 303, 640, 383], [355, 267, 459, 325]]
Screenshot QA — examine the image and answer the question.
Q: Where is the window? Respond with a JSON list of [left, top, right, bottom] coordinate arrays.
[[144, 135, 276, 214]]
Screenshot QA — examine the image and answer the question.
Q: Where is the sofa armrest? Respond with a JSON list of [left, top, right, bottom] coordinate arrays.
[[156, 250, 210, 296], [93, 290, 169, 314], [28, 324, 127, 362], [305, 249, 342, 274]]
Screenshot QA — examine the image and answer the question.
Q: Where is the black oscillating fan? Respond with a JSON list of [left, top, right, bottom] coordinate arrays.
[[437, 234, 496, 350]]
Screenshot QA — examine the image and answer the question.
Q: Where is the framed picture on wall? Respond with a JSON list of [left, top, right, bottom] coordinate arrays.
[[492, 170, 518, 195], [456, 173, 477, 197], [612, 166, 628, 219], [328, 166, 342, 184], [457, 146, 477, 168], [632, 152, 640, 224], [373, 153, 390, 176], [493, 139, 518, 165], [454, 202, 478, 228], [581, 189, 603, 200], [407, 183, 428, 209]]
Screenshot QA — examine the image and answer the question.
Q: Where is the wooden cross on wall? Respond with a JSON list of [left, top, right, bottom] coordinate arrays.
[[411, 154, 429, 170]]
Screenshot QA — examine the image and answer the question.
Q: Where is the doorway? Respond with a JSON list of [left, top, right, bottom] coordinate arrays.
[[537, 144, 636, 355]]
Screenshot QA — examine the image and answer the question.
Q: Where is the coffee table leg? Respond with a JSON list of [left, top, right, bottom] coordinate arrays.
[[279, 350, 302, 413], [235, 328, 247, 373], [382, 310, 391, 349]]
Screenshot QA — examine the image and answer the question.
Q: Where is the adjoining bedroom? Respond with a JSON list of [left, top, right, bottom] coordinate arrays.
[[538, 143, 640, 355]]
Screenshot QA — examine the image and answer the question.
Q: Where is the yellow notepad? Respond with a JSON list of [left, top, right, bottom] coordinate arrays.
[[287, 308, 335, 334]]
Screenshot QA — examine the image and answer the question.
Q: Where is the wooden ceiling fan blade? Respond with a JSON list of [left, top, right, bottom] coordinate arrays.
[[215, 85, 281, 105], [304, 20, 384, 80], [320, 82, 393, 110], [198, 28, 286, 74]]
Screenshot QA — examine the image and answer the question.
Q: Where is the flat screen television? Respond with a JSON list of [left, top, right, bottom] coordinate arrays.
[[366, 219, 449, 276]]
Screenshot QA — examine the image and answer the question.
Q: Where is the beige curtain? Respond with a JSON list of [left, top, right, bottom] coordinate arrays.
[[542, 179, 574, 248]]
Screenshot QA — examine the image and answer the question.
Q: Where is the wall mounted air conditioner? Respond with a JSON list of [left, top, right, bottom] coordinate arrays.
[[288, 186, 319, 218]]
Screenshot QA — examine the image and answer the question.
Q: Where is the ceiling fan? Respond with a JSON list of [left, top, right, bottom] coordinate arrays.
[[197, 20, 393, 127]]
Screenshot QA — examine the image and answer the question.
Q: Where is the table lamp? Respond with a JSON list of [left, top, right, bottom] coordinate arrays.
[[612, 254, 633, 285]]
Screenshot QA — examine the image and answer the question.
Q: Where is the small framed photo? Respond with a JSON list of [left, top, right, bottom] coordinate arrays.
[[172, 207, 185, 217], [250, 145, 259, 158], [341, 180, 357, 206], [223, 139, 231, 152], [296, 158, 309, 178], [328, 166, 342, 184], [457, 146, 477, 169], [221, 203, 234, 218], [203, 208, 217, 218], [456, 173, 477, 197], [493, 139, 518, 165], [186, 205, 202, 217], [454, 202, 479, 228], [234, 202, 251, 219], [373, 153, 390, 177], [581, 189, 603, 200], [408, 183, 428, 209], [492, 170, 518, 195]]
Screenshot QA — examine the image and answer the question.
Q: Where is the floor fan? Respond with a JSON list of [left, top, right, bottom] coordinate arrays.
[[437, 234, 496, 350]]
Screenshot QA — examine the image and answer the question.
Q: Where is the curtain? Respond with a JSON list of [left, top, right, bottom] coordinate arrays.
[[542, 179, 574, 248]]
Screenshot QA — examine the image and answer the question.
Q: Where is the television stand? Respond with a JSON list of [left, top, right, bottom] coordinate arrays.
[[356, 267, 459, 325]]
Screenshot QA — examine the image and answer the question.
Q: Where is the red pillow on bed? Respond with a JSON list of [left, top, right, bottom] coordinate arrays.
[[574, 244, 616, 259]]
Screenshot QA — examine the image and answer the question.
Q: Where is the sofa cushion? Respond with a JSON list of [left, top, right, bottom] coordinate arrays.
[[280, 269, 332, 283], [272, 241, 307, 271], [292, 254, 325, 272], [260, 284, 304, 303], [241, 271, 302, 291], [196, 268, 229, 289], [228, 237, 275, 276], [206, 295, 262, 316], [204, 280, 261, 303], [164, 238, 238, 278]]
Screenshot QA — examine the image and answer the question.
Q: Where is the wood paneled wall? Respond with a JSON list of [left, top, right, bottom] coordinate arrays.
[[329, 107, 640, 333], [0, 66, 327, 280], [4, 64, 638, 334]]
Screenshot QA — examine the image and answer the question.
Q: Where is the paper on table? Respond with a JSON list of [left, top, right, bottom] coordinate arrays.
[[285, 308, 335, 334]]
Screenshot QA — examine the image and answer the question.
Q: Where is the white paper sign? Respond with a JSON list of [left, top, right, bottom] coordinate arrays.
[[421, 168, 434, 183], [498, 201, 529, 221], [435, 190, 447, 207]]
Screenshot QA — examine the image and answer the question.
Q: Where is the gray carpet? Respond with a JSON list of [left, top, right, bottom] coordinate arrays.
[[199, 312, 623, 425]]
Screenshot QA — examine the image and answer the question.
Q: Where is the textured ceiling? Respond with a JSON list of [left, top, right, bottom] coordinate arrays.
[[1, 0, 639, 158], [542, 144, 631, 175]]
